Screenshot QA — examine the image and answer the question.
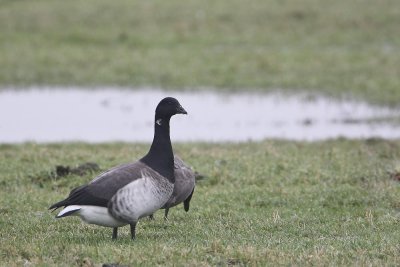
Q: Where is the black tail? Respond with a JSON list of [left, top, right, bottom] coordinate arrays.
[[194, 171, 206, 181], [49, 184, 108, 211], [48, 184, 88, 210], [49, 199, 69, 211]]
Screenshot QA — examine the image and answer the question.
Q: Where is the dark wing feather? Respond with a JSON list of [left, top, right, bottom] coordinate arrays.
[[49, 161, 149, 210], [49, 185, 108, 210]]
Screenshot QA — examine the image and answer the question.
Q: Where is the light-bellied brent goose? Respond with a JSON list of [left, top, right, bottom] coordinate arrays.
[[149, 155, 195, 220], [49, 97, 187, 240]]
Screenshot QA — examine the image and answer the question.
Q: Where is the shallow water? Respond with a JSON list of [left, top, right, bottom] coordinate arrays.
[[0, 87, 399, 143]]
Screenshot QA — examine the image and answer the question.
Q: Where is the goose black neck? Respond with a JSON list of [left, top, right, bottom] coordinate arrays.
[[141, 116, 175, 182]]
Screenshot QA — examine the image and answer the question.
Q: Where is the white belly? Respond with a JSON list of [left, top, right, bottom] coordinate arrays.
[[57, 205, 127, 227], [109, 176, 174, 222], [79, 206, 127, 227]]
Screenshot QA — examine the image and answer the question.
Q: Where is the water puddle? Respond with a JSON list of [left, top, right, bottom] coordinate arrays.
[[0, 87, 399, 143]]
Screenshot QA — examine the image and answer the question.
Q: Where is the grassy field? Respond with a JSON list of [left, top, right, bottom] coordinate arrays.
[[0, 0, 400, 105], [0, 140, 399, 266], [1, 1, 399, 266]]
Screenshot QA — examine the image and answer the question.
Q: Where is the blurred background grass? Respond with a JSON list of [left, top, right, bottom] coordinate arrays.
[[0, 0, 399, 105]]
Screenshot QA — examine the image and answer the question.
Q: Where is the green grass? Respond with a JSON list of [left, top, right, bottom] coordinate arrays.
[[0, 0, 400, 105], [1, 140, 399, 266], [1, 1, 399, 265]]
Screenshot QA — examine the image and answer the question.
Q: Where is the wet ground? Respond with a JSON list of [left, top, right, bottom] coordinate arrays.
[[0, 87, 399, 143]]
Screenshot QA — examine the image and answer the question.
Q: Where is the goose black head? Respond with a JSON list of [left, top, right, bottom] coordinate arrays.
[[155, 97, 187, 120]]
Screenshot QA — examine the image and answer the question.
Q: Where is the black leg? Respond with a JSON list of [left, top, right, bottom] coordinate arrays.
[[130, 222, 137, 240], [164, 208, 170, 220], [149, 214, 154, 220], [112, 227, 118, 240], [184, 188, 194, 212]]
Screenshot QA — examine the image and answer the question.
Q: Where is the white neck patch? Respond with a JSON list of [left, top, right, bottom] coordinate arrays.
[[156, 119, 162, 126]]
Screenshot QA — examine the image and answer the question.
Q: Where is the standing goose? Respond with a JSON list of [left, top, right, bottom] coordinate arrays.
[[149, 155, 195, 220], [49, 97, 187, 240]]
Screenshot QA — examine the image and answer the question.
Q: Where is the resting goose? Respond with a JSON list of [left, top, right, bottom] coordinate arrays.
[[149, 155, 195, 220], [49, 97, 187, 240]]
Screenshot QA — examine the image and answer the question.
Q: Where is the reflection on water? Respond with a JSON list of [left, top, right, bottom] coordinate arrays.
[[0, 87, 399, 143]]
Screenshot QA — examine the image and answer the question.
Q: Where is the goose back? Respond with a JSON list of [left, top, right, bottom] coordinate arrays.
[[162, 156, 196, 209]]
